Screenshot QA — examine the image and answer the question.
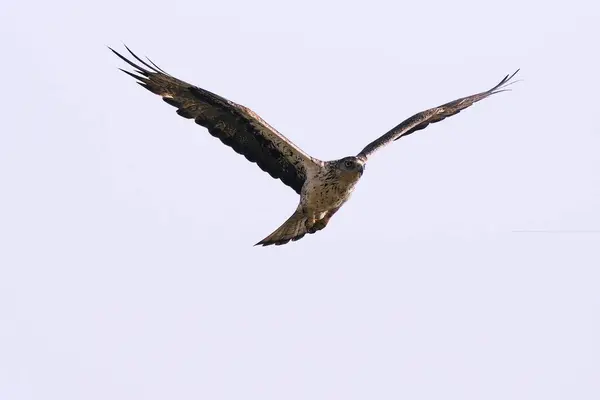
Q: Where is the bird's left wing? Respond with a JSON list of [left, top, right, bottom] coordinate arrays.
[[110, 46, 322, 194], [357, 70, 519, 160]]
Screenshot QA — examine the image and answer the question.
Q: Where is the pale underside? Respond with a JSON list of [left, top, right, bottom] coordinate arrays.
[[255, 164, 363, 246]]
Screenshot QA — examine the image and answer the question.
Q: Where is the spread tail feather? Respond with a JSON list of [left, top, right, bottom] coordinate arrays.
[[255, 209, 308, 247]]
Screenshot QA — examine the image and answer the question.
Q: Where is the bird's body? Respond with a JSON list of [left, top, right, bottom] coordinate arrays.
[[256, 157, 365, 245], [111, 46, 519, 246]]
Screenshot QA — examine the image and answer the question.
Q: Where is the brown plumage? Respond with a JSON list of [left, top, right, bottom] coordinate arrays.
[[110, 45, 320, 194], [357, 70, 520, 159], [111, 45, 519, 246]]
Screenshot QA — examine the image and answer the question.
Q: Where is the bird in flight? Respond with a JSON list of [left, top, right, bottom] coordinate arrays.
[[110, 46, 519, 246]]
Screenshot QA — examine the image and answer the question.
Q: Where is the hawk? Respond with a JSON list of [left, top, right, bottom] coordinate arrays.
[[110, 46, 519, 246]]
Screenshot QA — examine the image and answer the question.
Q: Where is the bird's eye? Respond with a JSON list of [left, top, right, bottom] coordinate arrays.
[[344, 160, 354, 168]]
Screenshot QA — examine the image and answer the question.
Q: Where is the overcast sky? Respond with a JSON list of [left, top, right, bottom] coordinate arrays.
[[1, 0, 599, 399]]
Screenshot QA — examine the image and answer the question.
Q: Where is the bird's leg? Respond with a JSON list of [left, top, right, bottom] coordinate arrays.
[[304, 214, 318, 234], [307, 207, 341, 233]]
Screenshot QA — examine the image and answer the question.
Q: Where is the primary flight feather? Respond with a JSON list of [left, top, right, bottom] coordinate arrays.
[[110, 45, 519, 246]]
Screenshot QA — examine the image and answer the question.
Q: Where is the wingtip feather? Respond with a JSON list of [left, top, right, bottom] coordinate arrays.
[[118, 68, 147, 81], [124, 44, 163, 74]]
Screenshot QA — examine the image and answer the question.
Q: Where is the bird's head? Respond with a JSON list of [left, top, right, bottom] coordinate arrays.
[[335, 156, 365, 177]]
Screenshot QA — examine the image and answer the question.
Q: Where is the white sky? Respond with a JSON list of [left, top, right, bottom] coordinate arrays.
[[1, 0, 599, 399]]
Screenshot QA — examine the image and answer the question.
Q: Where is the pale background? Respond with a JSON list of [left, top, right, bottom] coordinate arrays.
[[1, 1, 599, 399]]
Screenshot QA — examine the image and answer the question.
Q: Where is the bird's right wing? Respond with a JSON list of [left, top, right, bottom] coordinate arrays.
[[111, 46, 322, 194], [357, 70, 520, 160]]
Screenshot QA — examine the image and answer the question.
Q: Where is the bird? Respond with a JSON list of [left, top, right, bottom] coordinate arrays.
[[110, 45, 519, 246]]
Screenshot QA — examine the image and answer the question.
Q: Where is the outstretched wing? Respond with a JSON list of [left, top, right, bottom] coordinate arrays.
[[357, 70, 520, 160], [110, 46, 322, 194]]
